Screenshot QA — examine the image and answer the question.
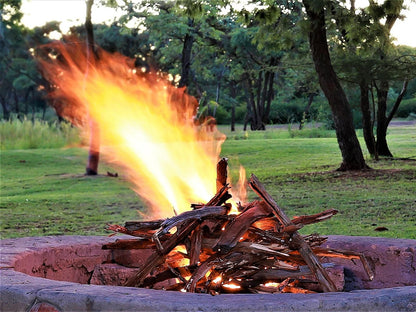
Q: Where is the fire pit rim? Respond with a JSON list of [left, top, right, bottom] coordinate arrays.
[[1, 235, 416, 312]]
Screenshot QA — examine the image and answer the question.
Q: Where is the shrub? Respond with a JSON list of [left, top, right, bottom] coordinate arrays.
[[0, 118, 80, 150], [214, 105, 231, 124], [395, 98, 416, 118]]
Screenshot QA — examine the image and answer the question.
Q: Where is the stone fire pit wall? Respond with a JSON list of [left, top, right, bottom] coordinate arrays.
[[1, 235, 416, 312]]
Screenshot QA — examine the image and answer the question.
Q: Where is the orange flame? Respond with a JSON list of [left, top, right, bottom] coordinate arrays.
[[37, 38, 244, 218]]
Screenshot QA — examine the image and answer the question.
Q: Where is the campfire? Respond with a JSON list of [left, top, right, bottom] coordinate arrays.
[[105, 158, 374, 294], [37, 39, 373, 295]]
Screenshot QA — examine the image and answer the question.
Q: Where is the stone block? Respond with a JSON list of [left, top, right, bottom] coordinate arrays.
[[90, 263, 139, 286]]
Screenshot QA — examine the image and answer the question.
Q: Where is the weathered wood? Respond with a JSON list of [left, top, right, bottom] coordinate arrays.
[[189, 225, 203, 266], [291, 209, 338, 227], [247, 263, 335, 285], [186, 254, 223, 292], [124, 220, 164, 232], [214, 201, 271, 253], [156, 206, 230, 236], [124, 219, 197, 287], [124, 185, 232, 287], [106, 224, 155, 238], [249, 174, 337, 292], [103, 238, 157, 250], [216, 157, 228, 192]]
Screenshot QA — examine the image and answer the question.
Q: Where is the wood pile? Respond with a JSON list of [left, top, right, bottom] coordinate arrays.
[[105, 158, 373, 294]]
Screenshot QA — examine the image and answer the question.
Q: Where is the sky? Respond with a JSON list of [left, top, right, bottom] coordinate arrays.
[[20, 0, 416, 47]]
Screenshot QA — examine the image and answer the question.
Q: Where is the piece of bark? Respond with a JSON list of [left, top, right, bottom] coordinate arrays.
[[232, 241, 290, 258], [214, 201, 271, 253], [189, 225, 203, 266], [291, 209, 338, 227], [156, 206, 230, 236], [245, 263, 335, 285], [124, 220, 164, 232], [186, 254, 223, 292], [107, 223, 161, 238], [103, 238, 158, 250], [216, 157, 228, 192], [249, 174, 337, 292]]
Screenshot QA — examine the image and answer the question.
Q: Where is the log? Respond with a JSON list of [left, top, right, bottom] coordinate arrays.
[[124, 185, 232, 287], [124, 220, 164, 232], [214, 201, 271, 253], [246, 263, 335, 285], [216, 157, 228, 192], [156, 205, 230, 236], [189, 224, 203, 266], [124, 219, 197, 287], [249, 174, 337, 292], [103, 238, 158, 250], [185, 254, 223, 292], [290, 209, 338, 227]]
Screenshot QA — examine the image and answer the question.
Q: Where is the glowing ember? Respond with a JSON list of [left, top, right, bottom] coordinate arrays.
[[264, 282, 280, 287], [222, 283, 241, 290], [212, 276, 222, 284], [37, 38, 246, 218]]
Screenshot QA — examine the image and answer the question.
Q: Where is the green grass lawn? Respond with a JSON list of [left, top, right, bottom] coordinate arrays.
[[1, 124, 415, 239]]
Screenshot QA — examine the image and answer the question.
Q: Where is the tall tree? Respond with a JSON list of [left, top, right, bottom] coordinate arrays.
[[302, 0, 369, 171], [370, 0, 406, 157], [332, 0, 416, 158]]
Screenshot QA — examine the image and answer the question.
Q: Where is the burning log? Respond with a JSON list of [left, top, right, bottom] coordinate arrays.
[[249, 174, 338, 292], [124, 185, 232, 287], [106, 160, 371, 294], [214, 200, 271, 253]]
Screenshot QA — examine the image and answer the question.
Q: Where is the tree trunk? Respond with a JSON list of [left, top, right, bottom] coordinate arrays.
[[302, 0, 369, 171], [229, 81, 237, 132], [85, 0, 100, 175], [0, 94, 11, 120], [243, 74, 259, 130], [263, 57, 277, 125], [243, 77, 253, 132], [178, 18, 194, 89], [13, 89, 22, 120], [387, 80, 408, 125], [359, 80, 377, 158], [375, 80, 393, 157]]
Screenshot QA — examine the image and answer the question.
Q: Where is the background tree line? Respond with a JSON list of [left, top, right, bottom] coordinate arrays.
[[1, 0, 416, 169]]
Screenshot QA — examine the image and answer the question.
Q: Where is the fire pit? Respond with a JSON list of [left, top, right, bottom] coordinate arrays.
[[1, 235, 415, 311], [9, 37, 411, 311]]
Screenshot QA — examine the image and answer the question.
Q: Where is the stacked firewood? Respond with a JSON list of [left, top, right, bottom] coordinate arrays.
[[105, 159, 373, 294]]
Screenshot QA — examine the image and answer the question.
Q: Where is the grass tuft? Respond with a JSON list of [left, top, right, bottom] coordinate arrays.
[[0, 118, 80, 150]]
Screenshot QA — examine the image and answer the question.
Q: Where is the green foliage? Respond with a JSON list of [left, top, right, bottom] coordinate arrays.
[[0, 118, 80, 150], [214, 104, 231, 124], [395, 98, 416, 118], [234, 104, 246, 123]]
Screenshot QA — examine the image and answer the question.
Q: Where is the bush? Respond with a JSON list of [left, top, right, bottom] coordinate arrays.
[[214, 105, 231, 124], [0, 118, 80, 150], [269, 97, 321, 125], [234, 104, 246, 123], [395, 98, 416, 118]]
